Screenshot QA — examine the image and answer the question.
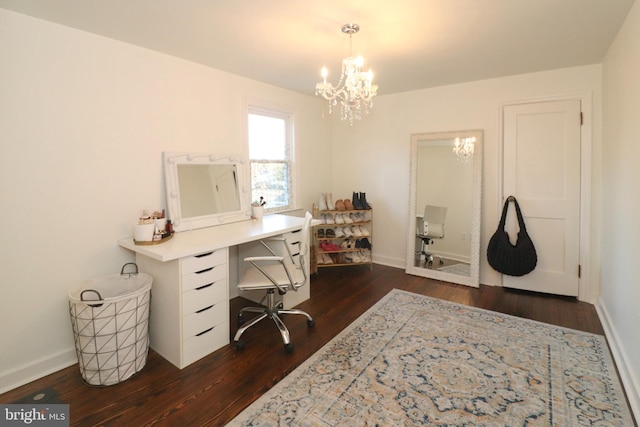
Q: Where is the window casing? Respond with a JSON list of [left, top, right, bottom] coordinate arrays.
[[247, 107, 294, 212]]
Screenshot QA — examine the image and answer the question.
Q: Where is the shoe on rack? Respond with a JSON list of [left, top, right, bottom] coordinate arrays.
[[319, 193, 328, 211], [359, 238, 371, 249], [325, 213, 335, 224], [360, 192, 371, 209], [327, 193, 335, 210], [343, 213, 353, 224], [351, 226, 362, 237], [342, 226, 353, 237], [334, 227, 345, 238], [352, 191, 364, 210], [359, 250, 370, 262], [359, 226, 369, 237], [335, 213, 345, 224], [317, 228, 325, 238], [326, 228, 336, 238], [335, 199, 346, 211], [344, 198, 354, 210]]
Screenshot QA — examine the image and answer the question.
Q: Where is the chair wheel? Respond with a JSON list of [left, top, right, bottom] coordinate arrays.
[[284, 343, 294, 353], [235, 340, 245, 351], [307, 319, 316, 328], [237, 314, 246, 326]]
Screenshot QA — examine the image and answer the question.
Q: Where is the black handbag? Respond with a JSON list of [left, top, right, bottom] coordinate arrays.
[[487, 196, 537, 276]]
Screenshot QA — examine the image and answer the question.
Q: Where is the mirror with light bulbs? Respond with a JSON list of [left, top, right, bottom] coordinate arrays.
[[163, 152, 250, 232]]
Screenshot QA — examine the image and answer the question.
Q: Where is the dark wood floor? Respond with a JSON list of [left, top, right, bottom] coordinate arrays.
[[0, 264, 612, 426]]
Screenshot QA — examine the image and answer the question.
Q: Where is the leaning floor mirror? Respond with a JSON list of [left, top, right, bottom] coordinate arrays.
[[405, 130, 483, 287]]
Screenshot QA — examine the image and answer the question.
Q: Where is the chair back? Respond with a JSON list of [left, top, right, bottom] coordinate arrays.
[[423, 205, 447, 238], [298, 212, 313, 258]]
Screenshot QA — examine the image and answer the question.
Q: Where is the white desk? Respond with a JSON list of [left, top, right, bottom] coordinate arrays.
[[118, 214, 309, 368]]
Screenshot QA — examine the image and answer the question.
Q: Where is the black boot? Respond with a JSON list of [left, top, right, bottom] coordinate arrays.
[[352, 191, 364, 210], [360, 192, 371, 209]]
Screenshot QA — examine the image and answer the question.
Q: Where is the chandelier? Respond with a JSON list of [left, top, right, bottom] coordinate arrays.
[[453, 136, 476, 162], [315, 23, 378, 125]]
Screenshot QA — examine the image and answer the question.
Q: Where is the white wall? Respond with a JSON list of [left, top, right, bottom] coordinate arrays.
[[0, 9, 331, 392], [601, 0, 640, 417], [330, 66, 602, 292]]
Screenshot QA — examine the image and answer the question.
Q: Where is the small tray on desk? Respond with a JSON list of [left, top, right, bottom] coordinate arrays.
[[134, 232, 174, 245]]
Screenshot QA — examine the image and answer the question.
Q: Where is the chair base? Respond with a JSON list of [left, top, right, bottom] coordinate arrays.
[[418, 237, 444, 268], [234, 289, 314, 352]]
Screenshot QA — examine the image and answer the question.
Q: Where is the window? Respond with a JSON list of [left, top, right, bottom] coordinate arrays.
[[247, 107, 294, 211]]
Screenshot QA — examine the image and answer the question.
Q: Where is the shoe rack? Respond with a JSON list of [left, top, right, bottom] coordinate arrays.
[[312, 198, 373, 273]]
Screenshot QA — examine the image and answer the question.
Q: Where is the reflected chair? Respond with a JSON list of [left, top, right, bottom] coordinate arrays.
[[416, 205, 447, 267], [234, 212, 315, 352]]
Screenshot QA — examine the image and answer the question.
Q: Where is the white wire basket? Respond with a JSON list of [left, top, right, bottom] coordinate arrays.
[[68, 263, 153, 386]]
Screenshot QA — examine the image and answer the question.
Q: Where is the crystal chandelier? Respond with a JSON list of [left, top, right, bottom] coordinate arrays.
[[315, 23, 378, 125], [453, 136, 476, 162]]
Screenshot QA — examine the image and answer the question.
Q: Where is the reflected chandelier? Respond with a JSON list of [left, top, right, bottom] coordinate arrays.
[[453, 136, 476, 162], [315, 23, 378, 125]]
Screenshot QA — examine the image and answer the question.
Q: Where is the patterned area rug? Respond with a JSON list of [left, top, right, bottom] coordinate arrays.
[[229, 289, 633, 426]]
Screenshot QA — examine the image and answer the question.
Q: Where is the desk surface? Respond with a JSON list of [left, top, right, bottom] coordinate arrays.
[[118, 214, 307, 262]]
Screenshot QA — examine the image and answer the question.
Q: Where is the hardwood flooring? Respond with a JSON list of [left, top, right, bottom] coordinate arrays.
[[0, 264, 611, 426]]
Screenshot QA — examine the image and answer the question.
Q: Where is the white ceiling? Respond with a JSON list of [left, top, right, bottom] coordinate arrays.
[[0, 0, 635, 95]]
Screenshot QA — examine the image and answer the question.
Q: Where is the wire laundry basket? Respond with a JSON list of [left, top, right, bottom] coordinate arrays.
[[68, 263, 152, 386]]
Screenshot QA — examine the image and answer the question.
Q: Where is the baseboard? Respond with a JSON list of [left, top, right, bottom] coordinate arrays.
[[596, 298, 640, 421], [371, 255, 404, 269], [0, 348, 77, 395]]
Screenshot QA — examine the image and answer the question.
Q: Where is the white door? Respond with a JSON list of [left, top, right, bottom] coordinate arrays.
[[502, 100, 581, 296]]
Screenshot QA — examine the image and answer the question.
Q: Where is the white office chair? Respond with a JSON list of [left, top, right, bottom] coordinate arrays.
[[416, 205, 447, 267], [234, 212, 315, 352]]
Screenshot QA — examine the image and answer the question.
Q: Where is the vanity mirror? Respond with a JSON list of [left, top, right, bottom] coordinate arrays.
[[405, 130, 483, 287], [163, 152, 250, 232]]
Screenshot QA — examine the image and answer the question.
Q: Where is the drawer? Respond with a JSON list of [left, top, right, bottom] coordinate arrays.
[[182, 301, 227, 338], [182, 280, 227, 314], [181, 249, 226, 275], [182, 321, 229, 367], [182, 264, 226, 292]]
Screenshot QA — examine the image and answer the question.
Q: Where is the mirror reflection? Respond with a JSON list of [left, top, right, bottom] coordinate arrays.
[[177, 164, 241, 217], [164, 152, 249, 231], [405, 130, 482, 288]]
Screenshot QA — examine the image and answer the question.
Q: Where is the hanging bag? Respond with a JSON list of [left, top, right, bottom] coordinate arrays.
[[487, 196, 537, 276]]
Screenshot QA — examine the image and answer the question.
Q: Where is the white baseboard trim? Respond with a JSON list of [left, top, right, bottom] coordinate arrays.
[[371, 255, 404, 269], [0, 348, 77, 395], [595, 298, 640, 422]]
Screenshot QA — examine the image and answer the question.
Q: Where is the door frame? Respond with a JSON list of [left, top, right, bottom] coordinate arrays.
[[498, 93, 594, 303]]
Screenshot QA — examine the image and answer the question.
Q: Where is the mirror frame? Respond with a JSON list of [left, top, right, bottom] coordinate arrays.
[[405, 130, 483, 287], [163, 152, 250, 232]]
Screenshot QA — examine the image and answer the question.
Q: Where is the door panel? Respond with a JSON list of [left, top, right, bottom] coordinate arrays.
[[502, 100, 581, 296]]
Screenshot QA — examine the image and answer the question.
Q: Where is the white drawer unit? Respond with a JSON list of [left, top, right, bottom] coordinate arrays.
[[135, 248, 229, 369], [117, 214, 311, 369]]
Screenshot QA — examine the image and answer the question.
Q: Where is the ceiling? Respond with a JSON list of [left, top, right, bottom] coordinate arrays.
[[0, 0, 635, 95]]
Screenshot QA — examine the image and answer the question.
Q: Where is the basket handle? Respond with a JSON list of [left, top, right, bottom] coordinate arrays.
[[120, 262, 139, 278], [80, 289, 104, 307]]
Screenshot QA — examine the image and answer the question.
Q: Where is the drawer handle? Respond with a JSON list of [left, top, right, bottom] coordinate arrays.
[[195, 267, 214, 274], [195, 251, 214, 258], [196, 304, 214, 314], [196, 327, 214, 337], [195, 282, 214, 291]]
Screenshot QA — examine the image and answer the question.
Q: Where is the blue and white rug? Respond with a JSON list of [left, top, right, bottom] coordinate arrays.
[[229, 289, 633, 426]]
